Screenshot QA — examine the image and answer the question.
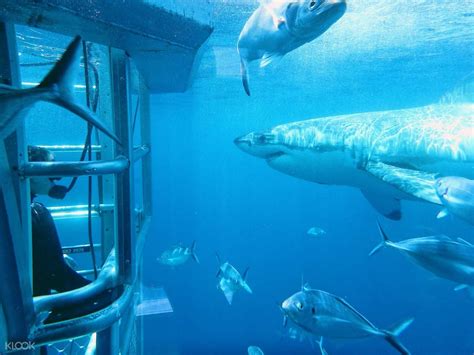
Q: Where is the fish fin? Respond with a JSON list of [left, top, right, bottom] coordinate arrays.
[[454, 284, 468, 292], [382, 318, 414, 355], [361, 190, 402, 220], [369, 221, 391, 256], [329, 298, 379, 331], [216, 269, 221, 278], [38, 36, 119, 143], [456, 237, 473, 246], [387, 317, 414, 337], [242, 267, 250, 281], [454, 285, 474, 298], [242, 281, 253, 294], [260, 52, 283, 68], [240, 57, 251, 96], [190, 240, 199, 264], [364, 161, 442, 205], [436, 208, 449, 219], [223, 289, 234, 305], [317, 336, 328, 355]]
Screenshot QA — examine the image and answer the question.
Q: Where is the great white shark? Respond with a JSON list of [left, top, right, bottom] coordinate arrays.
[[235, 103, 474, 219]]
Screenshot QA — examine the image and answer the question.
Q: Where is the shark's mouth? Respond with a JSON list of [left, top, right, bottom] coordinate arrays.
[[266, 151, 285, 162]]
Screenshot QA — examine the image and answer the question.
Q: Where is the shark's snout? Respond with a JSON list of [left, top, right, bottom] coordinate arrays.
[[234, 132, 283, 160]]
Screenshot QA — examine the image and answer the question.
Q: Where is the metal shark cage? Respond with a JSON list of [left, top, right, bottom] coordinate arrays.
[[0, 1, 212, 354]]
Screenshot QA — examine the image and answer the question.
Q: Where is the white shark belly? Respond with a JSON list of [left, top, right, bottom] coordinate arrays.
[[267, 149, 412, 200]]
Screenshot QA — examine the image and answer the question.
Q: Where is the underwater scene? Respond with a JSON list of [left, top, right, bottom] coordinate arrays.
[[4, 0, 473, 354], [141, 1, 474, 354]]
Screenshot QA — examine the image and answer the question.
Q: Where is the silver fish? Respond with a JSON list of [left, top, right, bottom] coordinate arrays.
[[435, 176, 474, 225], [307, 226, 326, 237], [237, 0, 346, 95], [0, 36, 119, 142], [158, 241, 199, 267], [370, 222, 474, 290], [247, 345, 264, 355], [216, 254, 252, 305], [281, 284, 413, 354]]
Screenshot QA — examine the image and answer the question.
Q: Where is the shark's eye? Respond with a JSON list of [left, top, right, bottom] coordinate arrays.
[[311, 307, 316, 315], [309, 0, 321, 10], [256, 135, 266, 144], [296, 302, 304, 310]]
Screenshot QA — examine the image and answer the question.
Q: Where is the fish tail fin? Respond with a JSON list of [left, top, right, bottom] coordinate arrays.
[[39, 36, 119, 143], [215, 252, 221, 277], [317, 336, 328, 355], [382, 317, 414, 355], [369, 221, 391, 256], [242, 266, 250, 281], [190, 240, 199, 264], [242, 267, 252, 294], [240, 58, 251, 96]]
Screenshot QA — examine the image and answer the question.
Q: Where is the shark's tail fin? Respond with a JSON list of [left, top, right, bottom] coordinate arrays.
[[190, 240, 199, 264], [382, 318, 414, 355], [240, 58, 251, 96], [369, 221, 391, 256], [39, 36, 119, 143]]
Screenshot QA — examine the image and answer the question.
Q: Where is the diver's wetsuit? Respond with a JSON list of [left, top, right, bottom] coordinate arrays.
[[32, 201, 118, 326], [32, 201, 90, 296]]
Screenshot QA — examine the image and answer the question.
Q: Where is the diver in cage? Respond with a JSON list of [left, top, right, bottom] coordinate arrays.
[[29, 145, 91, 296], [29, 145, 120, 330]]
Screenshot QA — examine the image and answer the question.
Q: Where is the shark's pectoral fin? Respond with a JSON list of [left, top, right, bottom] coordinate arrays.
[[260, 52, 283, 68], [361, 190, 402, 220], [364, 161, 442, 205]]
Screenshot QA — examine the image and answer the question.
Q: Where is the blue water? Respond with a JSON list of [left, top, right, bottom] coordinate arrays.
[[14, 0, 474, 353], [142, 1, 474, 354]]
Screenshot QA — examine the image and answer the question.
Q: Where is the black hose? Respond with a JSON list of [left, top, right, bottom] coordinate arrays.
[[82, 40, 98, 280]]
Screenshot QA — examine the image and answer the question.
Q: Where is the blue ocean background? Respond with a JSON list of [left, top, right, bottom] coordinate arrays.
[[16, 0, 473, 354], [140, 1, 474, 354]]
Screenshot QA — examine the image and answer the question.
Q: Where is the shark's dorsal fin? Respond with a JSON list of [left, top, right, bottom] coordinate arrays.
[[364, 161, 442, 205]]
